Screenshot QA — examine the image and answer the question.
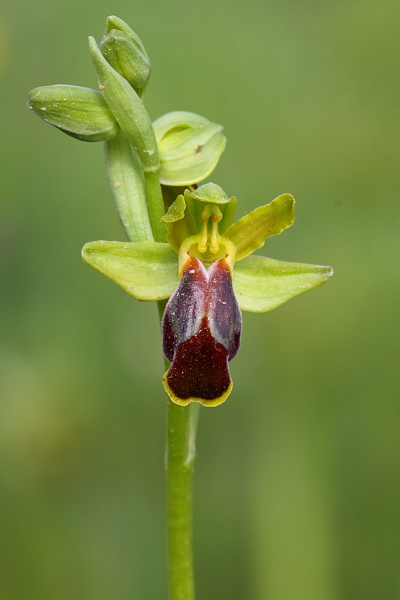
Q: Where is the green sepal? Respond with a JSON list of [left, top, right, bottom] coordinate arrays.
[[233, 254, 333, 312], [184, 182, 234, 205], [82, 241, 178, 301], [106, 131, 153, 243], [99, 18, 151, 96], [27, 85, 119, 142], [224, 194, 295, 261], [153, 112, 226, 185]]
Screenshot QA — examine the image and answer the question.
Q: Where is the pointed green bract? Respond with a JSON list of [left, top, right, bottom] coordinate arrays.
[[106, 131, 153, 243], [89, 35, 165, 242], [82, 241, 179, 301], [89, 37, 158, 170], [27, 85, 119, 142], [224, 194, 295, 260], [233, 254, 333, 312]]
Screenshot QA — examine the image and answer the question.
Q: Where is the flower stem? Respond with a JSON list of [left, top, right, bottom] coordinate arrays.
[[166, 399, 199, 600], [144, 169, 167, 242], [158, 300, 199, 600]]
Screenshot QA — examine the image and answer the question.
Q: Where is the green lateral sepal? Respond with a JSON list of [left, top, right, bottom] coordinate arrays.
[[27, 85, 119, 142], [82, 240, 179, 301], [224, 193, 295, 260], [233, 254, 333, 312]]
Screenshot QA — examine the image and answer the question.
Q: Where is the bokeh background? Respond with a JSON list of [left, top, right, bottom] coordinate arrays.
[[1, 1, 400, 599]]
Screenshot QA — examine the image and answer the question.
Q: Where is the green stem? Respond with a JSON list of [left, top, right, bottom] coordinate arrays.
[[145, 169, 167, 242], [166, 399, 199, 600], [158, 300, 199, 600]]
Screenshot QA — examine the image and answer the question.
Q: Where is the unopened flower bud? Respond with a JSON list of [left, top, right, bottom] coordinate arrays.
[[99, 16, 151, 95], [153, 111, 226, 186], [27, 85, 119, 142]]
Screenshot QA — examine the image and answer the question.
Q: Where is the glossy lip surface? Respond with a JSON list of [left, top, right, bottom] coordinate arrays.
[[162, 256, 241, 406]]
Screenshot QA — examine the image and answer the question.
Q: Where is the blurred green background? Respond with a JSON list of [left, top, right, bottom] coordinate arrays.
[[1, 0, 400, 599]]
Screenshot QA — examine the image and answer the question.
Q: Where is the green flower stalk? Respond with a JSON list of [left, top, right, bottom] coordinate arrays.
[[27, 15, 333, 600]]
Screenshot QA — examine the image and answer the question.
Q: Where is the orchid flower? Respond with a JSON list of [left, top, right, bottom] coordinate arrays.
[[81, 182, 332, 406], [28, 16, 333, 407]]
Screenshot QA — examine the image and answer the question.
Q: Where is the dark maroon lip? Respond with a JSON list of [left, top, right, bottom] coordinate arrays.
[[162, 255, 242, 403], [166, 315, 232, 401]]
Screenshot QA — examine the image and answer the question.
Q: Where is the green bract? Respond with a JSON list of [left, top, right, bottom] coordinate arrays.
[[106, 131, 154, 243], [89, 36, 159, 172], [27, 85, 119, 142], [153, 112, 226, 186], [88, 33, 166, 242]]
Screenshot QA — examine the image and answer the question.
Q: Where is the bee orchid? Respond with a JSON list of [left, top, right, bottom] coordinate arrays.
[[29, 21, 333, 408], [82, 182, 333, 406]]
